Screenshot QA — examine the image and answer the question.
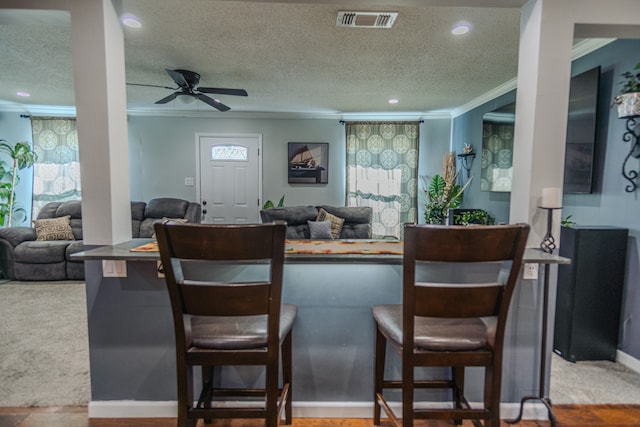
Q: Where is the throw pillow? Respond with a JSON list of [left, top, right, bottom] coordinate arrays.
[[33, 215, 75, 241], [308, 220, 333, 239], [316, 208, 344, 239]]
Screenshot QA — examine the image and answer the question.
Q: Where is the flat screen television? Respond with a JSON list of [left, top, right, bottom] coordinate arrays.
[[563, 66, 601, 193]]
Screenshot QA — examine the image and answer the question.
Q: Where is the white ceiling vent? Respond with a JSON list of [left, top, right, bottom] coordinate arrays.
[[336, 11, 398, 29]]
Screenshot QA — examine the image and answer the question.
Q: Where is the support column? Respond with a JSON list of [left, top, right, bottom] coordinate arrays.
[[509, 0, 573, 245], [69, 0, 131, 245]]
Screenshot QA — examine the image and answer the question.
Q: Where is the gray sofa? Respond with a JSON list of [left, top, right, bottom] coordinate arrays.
[[260, 205, 372, 239], [0, 197, 201, 281]]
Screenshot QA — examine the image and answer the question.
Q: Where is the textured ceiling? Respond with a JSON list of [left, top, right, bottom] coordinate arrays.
[[0, 0, 529, 117]]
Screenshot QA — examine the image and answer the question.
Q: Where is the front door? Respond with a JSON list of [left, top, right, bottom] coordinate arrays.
[[198, 134, 262, 224]]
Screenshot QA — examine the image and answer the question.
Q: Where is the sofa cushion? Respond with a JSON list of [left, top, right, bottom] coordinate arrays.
[[316, 208, 344, 239], [144, 198, 189, 219], [308, 220, 332, 239], [15, 241, 69, 263], [140, 198, 192, 238], [130, 201, 146, 238], [260, 206, 318, 225], [317, 205, 372, 239], [33, 216, 75, 241], [66, 241, 85, 263], [0, 226, 37, 247], [317, 205, 372, 224], [36, 202, 64, 220], [340, 223, 372, 239], [50, 200, 83, 240], [15, 261, 67, 281]]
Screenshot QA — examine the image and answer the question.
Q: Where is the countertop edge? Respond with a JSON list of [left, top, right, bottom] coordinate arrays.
[[71, 240, 570, 265]]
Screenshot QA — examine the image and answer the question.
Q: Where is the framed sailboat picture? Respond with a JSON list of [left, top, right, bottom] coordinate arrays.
[[288, 142, 329, 184]]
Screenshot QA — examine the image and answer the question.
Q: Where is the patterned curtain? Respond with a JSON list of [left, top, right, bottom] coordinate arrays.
[[481, 121, 514, 192], [30, 118, 81, 219], [345, 122, 419, 240]]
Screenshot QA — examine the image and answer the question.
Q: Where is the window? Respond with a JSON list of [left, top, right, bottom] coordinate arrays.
[[211, 145, 248, 161], [345, 122, 419, 239], [30, 117, 81, 219]]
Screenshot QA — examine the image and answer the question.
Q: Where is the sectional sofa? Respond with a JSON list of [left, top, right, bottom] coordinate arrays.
[[260, 205, 372, 239], [0, 197, 200, 281]]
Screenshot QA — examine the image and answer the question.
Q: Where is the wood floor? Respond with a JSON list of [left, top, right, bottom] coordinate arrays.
[[2, 405, 640, 427]]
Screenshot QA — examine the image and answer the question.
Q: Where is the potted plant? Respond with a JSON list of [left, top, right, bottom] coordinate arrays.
[[262, 194, 285, 209], [423, 174, 469, 224], [454, 209, 495, 226], [0, 139, 37, 227], [614, 61, 640, 118]]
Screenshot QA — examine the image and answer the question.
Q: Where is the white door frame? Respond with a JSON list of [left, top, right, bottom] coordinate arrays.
[[195, 132, 263, 222]]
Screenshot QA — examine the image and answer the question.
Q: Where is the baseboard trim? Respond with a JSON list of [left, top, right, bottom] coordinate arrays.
[[617, 350, 640, 374], [88, 400, 552, 420]]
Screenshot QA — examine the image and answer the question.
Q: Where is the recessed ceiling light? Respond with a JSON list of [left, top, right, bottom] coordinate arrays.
[[121, 14, 142, 28], [388, 98, 399, 104], [16, 91, 30, 97], [452, 23, 470, 35]]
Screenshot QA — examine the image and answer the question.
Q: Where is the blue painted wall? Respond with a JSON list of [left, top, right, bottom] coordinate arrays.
[[453, 38, 640, 360], [452, 92, 515, 224], [0, 112, 36, 225]]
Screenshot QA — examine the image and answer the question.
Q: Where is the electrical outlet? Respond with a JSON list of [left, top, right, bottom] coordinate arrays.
[[184, 176, 195, 186], [102, 260, 127, 277], [523, 263, 539, 280]]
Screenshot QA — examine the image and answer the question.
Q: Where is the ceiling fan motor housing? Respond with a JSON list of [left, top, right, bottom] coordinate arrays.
[[174, 69, 200, 88]]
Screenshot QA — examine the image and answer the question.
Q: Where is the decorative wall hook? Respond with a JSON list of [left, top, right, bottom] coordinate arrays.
[[621, 117, 640, 192]]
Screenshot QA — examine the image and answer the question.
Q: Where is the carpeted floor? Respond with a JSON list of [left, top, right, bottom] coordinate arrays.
[[0, 281, 90, 407], [1, 280, 640, 407], [550, 353, 640, 404]]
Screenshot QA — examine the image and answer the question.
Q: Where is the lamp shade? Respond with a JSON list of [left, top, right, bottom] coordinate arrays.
[[177, 94, 196, 105], [541, 187, 562, 208]]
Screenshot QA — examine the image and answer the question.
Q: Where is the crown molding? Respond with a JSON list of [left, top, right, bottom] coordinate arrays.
[[450, 38, 617, 118], [0, 101, 76, 116]]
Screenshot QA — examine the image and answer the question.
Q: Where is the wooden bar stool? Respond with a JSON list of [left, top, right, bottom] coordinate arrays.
[[372, 223, 530, 427], [155, 221, 296, 427]]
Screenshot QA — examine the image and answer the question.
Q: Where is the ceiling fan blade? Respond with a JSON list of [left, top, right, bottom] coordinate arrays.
[[126, 82, 176, 90], [197, 94, 230, 112], [166, 69, 189, 88], [155, 92, 179, 104], [198, 87, 248, 97]]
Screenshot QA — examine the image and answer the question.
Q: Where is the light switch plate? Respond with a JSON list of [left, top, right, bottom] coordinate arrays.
[[102, 260, 127, 277]]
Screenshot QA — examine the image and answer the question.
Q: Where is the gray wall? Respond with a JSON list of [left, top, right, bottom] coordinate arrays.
[[127, 115, 452, 221], [453, 38, 640, 360], [1, 112, 452, 223]]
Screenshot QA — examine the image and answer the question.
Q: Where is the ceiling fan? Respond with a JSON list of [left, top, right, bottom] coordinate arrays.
[[127, 69, 248, 112]]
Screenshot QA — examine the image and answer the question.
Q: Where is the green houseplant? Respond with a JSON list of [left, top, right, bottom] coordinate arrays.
[[262, 194, 285, 210], [615, 61, 640, 118], [423, 174, 469, 224], [454, 209, 495, 226], [0, 139, 37, 227], [561, 214, 576, 228]]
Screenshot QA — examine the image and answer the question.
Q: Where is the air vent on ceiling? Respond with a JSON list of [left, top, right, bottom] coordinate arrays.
[[336, 11, 398, 29]]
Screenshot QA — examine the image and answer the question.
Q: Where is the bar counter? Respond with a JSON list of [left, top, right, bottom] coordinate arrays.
[[73, 239, 569, 419]]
